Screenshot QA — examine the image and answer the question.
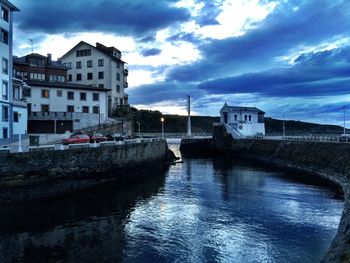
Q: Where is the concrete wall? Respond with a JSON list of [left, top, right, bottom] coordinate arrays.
[[0, 140, 168, 201]]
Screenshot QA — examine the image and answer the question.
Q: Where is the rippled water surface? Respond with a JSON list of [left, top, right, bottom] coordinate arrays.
[[0, 144, 343, 263]]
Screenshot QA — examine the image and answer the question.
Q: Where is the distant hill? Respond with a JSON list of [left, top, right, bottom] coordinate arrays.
[[114, 107, 347, 135]]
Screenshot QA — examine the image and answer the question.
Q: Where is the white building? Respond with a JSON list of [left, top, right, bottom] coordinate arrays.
[[220, 103, 265, 138], [23, 81, 109, 133], [0, 0, 25, 144], [60, 41, 128, 115]]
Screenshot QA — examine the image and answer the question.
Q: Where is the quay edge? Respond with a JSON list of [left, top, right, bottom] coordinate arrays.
[[0, 140, 172, 203]]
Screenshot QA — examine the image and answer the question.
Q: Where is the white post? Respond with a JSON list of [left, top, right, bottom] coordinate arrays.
[[161, 117, 164, 138], [187, 95, 192, 137], [343, 106, 346, 135]]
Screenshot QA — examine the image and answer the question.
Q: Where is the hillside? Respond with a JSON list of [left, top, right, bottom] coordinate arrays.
[[113, 107, 347, 135]]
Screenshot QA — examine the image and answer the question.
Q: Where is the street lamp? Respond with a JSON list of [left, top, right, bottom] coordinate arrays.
[[95, 104, 100, 130], [137, 121, 141, 135], [161, 117, 164, 138], [18, 112, 22, 152]]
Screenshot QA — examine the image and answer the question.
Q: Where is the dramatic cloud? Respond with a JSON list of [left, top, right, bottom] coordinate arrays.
[[167, 0, 350, 82], [13, 0, 190, 36], [141, 48, 162, 57], [198, 46, 350, 97]]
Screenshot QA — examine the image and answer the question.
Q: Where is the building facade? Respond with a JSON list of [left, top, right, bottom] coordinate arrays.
[[60, 41, 128, 114], [0, 0, 24, 144], [14, 53, 109, 133], [220, 103, 265, 138]]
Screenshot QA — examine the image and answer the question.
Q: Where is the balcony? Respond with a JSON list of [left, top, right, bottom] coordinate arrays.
[[124, 81, 128, 88], [28, 111, 74, 121], [124, 68, 128, 76]]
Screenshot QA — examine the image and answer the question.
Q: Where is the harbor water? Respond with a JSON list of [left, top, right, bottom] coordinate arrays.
[[0, 144, 343, 262]]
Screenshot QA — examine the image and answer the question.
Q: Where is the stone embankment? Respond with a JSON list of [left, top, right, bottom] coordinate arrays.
[[180, 125, 350, 262], [0, 140, 171, 203]]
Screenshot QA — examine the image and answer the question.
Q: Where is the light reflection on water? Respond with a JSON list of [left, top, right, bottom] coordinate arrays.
[[0, 144, 343, 263]]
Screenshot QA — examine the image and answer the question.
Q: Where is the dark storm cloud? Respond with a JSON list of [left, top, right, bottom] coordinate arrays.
[[198, 46, 350, 97], [167, 0, 350, 82], [13, 0, 190, 36], [128, 82, 203, 105], [141, 48, 162, 57]]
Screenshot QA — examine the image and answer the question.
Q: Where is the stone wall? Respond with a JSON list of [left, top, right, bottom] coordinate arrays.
[[212, 125, 350, 263], [0, 140, 168, 202]]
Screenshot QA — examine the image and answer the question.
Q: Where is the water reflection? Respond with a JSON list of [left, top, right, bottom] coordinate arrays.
[[0, 144, 343, 263]]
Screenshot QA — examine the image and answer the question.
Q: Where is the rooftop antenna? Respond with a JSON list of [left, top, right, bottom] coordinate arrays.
[[28, 39, 33, 53]]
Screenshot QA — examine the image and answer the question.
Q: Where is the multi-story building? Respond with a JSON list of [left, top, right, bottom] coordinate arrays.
[[14, 53, 109, 133], [0, 0, 26, 144], [60, 41, 128, 115]]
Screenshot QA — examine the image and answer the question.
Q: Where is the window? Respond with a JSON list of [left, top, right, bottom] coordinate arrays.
[[2, 127, 7, 139], [67, 91, 74, 100], [68, 74, 72, 81], [23, 87, 31, 97], [2, 57, 7, 74], [1, 7, 9, 22], [244, 115, 247, 121], [76, 61, 82, 69], [29, 72, 45, 81], [116, 62, 120, 69], [234, 115, 237, 121], [13, 85, 20, 100], [248, 115, 252, 122], [80, 92, 86, 101], [2, 105, 8, 121], [116, 85, 120, 93], [98, 71, 104, 79], [1, 28, 8, 44], [87, 60, 93, 68], [82, 106, 89, 113], [41, 104, 49, 112], [2, 80, 8, 100], [93, 106, 99, 114], [13, 112, 18, 122], [67, 105, 74, 112], [116, 73, 120, 81], [98, 84, 104, 88], [41, 89, 49, 98], [57, 90, 62, 97], [93, 93, 99, 101], [87, 72, 93, 80], [98, 59, 104, 67], [76, 49, 91, 57], [67, 62, 72, 68], [76, 73, 82, 81]]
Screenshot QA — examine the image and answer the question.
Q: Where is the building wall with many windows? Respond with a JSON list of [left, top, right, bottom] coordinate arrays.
[[61, 41, 128, 115], [0, 0, 21, 144]]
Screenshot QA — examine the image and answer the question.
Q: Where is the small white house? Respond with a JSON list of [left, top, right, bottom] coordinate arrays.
[[220, 103, 265, 138]]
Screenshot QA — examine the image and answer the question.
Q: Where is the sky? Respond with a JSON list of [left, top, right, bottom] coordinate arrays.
[[10, 0, 350, 125]]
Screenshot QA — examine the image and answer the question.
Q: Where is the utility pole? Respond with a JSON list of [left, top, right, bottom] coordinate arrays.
[[187, 95, 191, 137], [283, 114, 285, 139], [344, 106, 346, 135]]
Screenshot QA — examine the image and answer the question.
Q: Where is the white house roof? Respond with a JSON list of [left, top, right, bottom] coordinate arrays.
[[220, 103, 265, 114]]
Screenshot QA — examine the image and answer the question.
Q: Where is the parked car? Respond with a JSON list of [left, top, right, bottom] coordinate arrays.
[[339, 134, 350, 142], [112, 132, 127, 141], [89, 133, 108, 143], [63, 134, 90, 145]]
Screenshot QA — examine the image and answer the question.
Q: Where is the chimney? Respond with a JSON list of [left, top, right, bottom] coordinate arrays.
[[47, 53, 52, 65]]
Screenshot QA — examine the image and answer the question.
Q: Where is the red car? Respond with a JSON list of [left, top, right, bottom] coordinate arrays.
[[63, 134, 90, 145], [89, 133, 108, 143]]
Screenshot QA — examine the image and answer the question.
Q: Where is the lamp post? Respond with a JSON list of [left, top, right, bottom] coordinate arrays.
[[282, 114, 285, 139], [137, 121, 141, 136], [18, 112, 22, 152], [95, 104, 100, 130], [161, 117, 164, 138]]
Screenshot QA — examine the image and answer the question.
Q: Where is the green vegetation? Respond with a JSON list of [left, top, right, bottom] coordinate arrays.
[[113, 107, 346, 135]]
